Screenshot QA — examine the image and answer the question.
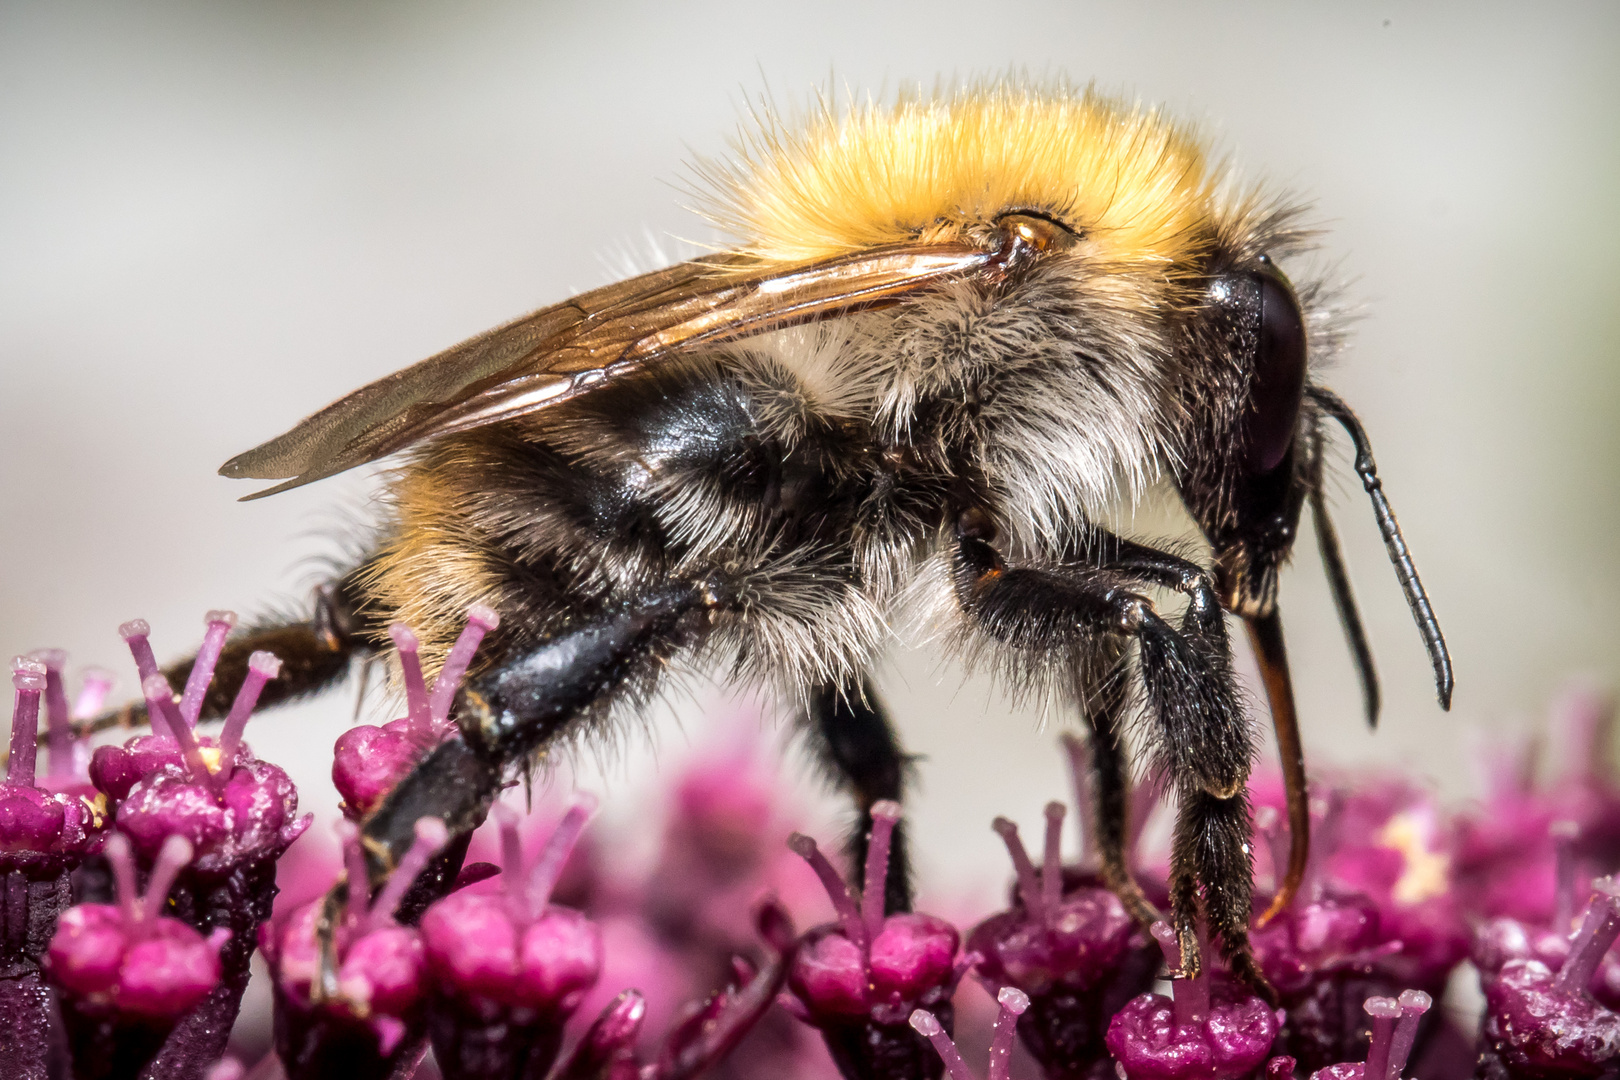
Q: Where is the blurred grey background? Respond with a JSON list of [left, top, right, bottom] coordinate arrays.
[[2, 1, 1617, 902]]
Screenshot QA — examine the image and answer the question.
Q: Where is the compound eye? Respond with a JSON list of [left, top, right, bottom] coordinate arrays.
[[1218, 260, 1307, 475]]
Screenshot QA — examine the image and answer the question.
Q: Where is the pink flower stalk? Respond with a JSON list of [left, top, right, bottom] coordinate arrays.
[[2, 658, 101, 858], [87, 619, 304, 868], [1103, 922, 1279, 1080], [418, 797, 603, 1080], [543, 899, 797, 1080], [910, 986, 1030, 1080], [966, 802, 1147, 1080], [264, 817, 447, 1069], [48, 833, 226, 1017], [1305, 991, 1431, 1080], [550, 989, 648, 1080], [28, 648, 112, 794], [332, 607, 499, 819], [784, 801, 964, 1080], [1479, 878, 1620, 1078]]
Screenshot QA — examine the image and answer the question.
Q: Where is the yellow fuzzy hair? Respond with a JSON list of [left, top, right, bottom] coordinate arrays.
[[699, 80, 1216, 270]]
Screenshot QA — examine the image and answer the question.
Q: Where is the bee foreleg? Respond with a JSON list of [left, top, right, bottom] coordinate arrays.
[[951, 530, 1267, 995], [804, 675, 915, 914]]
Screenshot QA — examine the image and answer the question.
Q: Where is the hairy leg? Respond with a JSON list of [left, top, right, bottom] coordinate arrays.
[[1071, 642, 1160, 926], [951, 524, 1266, 993], [804, 675, 913, 914], [312, 579, 714, 999]]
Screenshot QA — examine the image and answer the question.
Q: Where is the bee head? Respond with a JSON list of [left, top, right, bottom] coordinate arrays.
[[1175, 255, 1312, 618]]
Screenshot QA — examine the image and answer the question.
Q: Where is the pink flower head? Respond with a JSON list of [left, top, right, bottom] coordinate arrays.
[[784, 803, 961, 1027], [910, 986, 1031, 1080], [1305, 991, 1432, 1080], [969, 802, 1136, 996], [1104, 923, 1279, 1080], [1479, 878, 1620, 1078], [263, 817, 447, 1054], [419, 796, 602, 1013], [3, 657, 100, 856], [88, 616, 308, 867], [332, 608, 498, 819], [47, 833, 226, 1018]]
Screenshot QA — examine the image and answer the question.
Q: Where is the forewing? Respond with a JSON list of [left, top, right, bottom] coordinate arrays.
[[221, 242, 993, 499]]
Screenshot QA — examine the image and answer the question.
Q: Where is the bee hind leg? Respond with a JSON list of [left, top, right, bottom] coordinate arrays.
[[805, 676, 915, 914]]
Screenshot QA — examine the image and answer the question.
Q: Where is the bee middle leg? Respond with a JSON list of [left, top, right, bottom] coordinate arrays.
[[1071, 639, 1163, 926], [952, 526, 1265, 992], [805, 675, 914, 913]]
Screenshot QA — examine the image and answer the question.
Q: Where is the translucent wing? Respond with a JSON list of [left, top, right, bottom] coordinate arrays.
[[221, 241, 997, 499]]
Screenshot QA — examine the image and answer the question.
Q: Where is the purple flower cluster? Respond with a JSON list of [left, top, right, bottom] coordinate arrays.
[[8, 603, 1620, 1080]]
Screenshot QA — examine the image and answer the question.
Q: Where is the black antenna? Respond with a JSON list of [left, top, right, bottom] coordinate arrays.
[[1307, 387, 1453, 710], [1310, 485, 1382, 726]]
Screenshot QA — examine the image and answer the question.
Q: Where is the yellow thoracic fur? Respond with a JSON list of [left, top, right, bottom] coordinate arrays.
[[704, 83, 1215, 270]]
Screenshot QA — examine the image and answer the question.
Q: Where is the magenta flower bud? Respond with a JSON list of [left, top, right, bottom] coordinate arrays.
[[784, 802, 963, 1080], [48, 835, 223, 1012], [264, 817, 446, 1075], [1104, 922, 1279, 1080], [1479, 879, 1620, 1078], [331, 719, 421, 818], [550, 990, 647, 1080], [331, 609, 498, 820], [419, 799, 601, 1080], [967, 801, 1150, 1080]]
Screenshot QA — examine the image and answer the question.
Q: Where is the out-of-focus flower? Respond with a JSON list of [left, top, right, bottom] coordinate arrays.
[[1104, 922, 1279, 1080], [552, 899, 798, 1080], [419, 797, 602, 1080], [1249, 774, 1466, 1073], [1455, 686, 1620, 925], [783, 801, 965, 1080], [331, 609, 497, 819]]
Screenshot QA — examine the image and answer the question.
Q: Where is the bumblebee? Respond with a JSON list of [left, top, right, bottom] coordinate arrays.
[[90, 81, 1451, 989]]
